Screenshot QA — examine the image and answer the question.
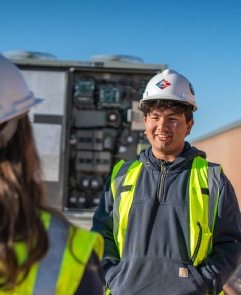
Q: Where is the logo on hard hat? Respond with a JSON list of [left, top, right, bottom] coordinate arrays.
[[189, 83, 195, 96], [156, 79, 171, 90]]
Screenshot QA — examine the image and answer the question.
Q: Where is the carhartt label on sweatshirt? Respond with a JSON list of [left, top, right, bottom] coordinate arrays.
[[179, 267, 188, 278]]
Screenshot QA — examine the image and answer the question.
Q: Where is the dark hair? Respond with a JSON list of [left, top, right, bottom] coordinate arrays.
[[0, 115, 51, 289], [140, 100, 193, 122]]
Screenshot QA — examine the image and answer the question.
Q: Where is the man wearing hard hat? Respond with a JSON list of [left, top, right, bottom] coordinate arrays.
[[92, 69, 241, 295]]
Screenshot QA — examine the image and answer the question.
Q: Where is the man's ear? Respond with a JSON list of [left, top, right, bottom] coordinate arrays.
[[186, 119, 194, 136]]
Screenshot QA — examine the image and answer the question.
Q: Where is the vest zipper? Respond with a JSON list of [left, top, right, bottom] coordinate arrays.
[[191, 222, 202, 264], [158, 160, 166, 202]]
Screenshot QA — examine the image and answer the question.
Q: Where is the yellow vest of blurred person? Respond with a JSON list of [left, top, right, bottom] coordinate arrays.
[[0, 211, 103, 295]]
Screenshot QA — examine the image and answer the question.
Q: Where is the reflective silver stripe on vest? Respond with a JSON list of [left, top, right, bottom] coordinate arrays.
[[33, 216, 69, 295], [207, 162, 221, 249], [114, 162, 132, 198]]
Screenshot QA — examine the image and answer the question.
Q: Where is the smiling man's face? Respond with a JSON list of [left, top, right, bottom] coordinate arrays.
[[144, 108, 194, 161]]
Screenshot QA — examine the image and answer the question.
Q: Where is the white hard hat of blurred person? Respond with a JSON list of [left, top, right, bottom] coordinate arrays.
[[0, 54, 43, 147]]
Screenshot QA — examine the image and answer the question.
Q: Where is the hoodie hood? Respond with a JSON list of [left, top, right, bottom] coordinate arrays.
[[139, 141, 206, 171]]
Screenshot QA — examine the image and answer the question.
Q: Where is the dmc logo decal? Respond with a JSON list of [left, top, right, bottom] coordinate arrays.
[[156, 79, 171, 90]]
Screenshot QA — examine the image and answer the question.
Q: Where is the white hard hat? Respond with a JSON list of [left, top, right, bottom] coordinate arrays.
[[0, 54, 44, 125], [140, 69, 197, 111]]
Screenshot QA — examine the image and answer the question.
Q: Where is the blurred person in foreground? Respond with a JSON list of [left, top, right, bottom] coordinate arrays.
[[0, 54, 104, 295], [92, 69, 241, 295]]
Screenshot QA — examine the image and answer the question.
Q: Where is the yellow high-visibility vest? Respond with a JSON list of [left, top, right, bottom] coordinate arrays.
[[110, 156, 224, 295], [0, 210, 103, 295]]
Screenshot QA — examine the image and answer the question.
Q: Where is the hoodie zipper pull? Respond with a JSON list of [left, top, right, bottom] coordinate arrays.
[[158, 160, 166, 202]]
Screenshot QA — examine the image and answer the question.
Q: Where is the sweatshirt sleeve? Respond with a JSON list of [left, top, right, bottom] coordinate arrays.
[[91, 177, 120, 282], [74, 251, 105, 295], [198, 173, 241, 294]]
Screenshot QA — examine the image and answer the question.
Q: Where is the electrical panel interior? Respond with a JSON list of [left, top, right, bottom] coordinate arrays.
[[67, 71, 152, 210]]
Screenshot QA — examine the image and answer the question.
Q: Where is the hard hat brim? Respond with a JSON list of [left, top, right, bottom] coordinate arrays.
[[140, 95, 197, 111], [0, 96, 44, 125]]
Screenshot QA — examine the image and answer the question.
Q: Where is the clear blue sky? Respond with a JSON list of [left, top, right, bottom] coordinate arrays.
[[1, 0, 241, 141]]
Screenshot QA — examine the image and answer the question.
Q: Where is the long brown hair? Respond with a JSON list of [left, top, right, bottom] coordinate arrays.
[[0, 115, 50, 289]]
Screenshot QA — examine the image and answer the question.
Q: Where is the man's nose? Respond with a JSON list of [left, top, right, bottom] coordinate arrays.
[[157, 118, 169, 130]]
